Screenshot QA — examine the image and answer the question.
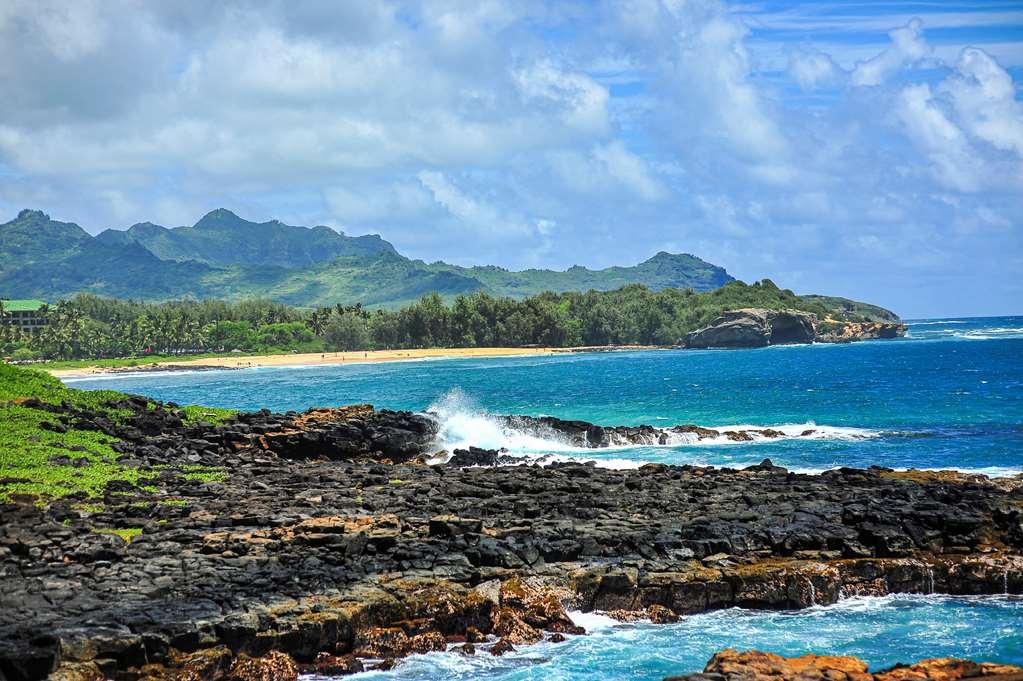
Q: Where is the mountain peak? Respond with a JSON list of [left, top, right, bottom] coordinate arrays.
[[194, 208, 246, 230], [16, 209, 49, 222]]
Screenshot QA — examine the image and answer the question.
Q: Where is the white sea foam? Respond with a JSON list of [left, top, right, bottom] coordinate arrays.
[[567, 611, 622, 632], [426, 389, 881, 460], [61, 368, 240, 382], [908, 320, 969, 326], [955, 327, 1023, 340]]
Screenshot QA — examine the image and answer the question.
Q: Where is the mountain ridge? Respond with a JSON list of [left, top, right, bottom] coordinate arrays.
[[0, 208, 894, 321]]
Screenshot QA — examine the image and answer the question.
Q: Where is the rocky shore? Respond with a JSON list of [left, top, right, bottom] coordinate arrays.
[[2, 401, 1021, 680], [665, 650, 1023, 681], [683, 309, 907, 349]]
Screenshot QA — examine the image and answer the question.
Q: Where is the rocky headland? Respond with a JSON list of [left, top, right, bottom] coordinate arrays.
[[683, 309, 907, 349], [2, 401, 1021, 680]]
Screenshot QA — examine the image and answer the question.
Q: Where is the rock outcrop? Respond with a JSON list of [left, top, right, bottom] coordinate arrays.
[[500, 414, 794, 448], [664, 650, 1023, 681], [817, 320, 908, 344], [683, 308, 907, 349], [1, 400, 1020, 680], [684, 309, 818, 348]]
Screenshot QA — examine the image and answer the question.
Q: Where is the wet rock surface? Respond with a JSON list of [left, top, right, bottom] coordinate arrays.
[[664, 649, 1023, 681], [500, 415, 795, 448], [1, 401, 1021, 679]]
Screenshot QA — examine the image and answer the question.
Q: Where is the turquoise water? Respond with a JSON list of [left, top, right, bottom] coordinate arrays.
[[321, 596, 1023, 680], [71, 316, 1023, 475], [67, 317, 1023, 677]]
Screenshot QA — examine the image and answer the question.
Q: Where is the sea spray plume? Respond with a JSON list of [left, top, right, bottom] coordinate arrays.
[[425, 388, 581, 455], [425, 390, 881, 462]]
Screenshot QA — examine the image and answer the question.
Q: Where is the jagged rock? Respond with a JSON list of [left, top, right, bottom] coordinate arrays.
[[447, 447, 502, 467], [257, 405, 438, 463], [662, 649, 1023, 681], [304, 653, 364, 676], [226, 651, 298, 681], [489, 639, 516, 656], [499, 415, 791, 449], [817, 321, 908, 343]]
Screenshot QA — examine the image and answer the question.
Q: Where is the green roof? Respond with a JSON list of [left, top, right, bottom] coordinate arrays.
[[1, 299, 46, 312]]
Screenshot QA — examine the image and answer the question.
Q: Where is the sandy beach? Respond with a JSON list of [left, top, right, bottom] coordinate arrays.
[[46, 346, 615, 379]]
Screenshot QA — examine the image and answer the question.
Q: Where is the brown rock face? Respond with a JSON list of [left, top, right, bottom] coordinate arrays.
[[664, 650, 1023, 681], [817, 321, 908, 344], [225, 651, 298, 681]]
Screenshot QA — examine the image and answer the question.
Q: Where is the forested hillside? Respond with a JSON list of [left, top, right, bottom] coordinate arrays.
[[1, 280, 897, 361], [0, 209, 734, 307]]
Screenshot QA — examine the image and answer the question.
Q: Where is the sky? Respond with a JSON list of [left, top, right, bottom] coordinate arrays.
[[0, 1, 1021, 318]]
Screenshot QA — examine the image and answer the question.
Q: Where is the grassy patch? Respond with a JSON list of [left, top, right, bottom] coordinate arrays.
[[158, 498, 188, 507], [0, 363, 233, 503], [181, 404, 236, 426], [92, 527, 142, 543], [0, 404, 145, 502], [0, 363, 133, 419], [180, 466, 228, 483]]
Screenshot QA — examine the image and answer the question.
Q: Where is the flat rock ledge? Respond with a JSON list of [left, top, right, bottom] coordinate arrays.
[[1, 401, 1021, 680], [665, 650, 1023, 681]]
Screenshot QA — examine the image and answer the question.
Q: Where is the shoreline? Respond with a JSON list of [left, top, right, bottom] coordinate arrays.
[[45, 345, 663, 379], [2, 367, 1021, 679]]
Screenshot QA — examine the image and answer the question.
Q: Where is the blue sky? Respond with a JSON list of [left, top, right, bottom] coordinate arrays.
[[0, 0, 1021, 318]]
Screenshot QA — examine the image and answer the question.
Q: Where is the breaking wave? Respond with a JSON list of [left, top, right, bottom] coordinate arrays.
[[425, 389, 881, 462]]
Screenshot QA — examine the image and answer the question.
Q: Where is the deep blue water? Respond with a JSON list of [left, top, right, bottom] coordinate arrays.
[[66, 317, 1023, 677], [70, 316, 1023, 475]]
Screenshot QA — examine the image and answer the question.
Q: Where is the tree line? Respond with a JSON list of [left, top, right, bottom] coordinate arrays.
[[0, 281, 838, 361]]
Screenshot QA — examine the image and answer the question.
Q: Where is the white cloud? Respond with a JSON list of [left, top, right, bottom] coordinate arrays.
[[324, 181, 435, 224], [851, 18, 931, 87], [943, 48, 1023, 158], [0, 0, 1020, 315], [895, 83, 981, 192], [788, 48, 843, 90], [592, 141, 667, 200], [515, 61, 610, 135], [417, 170, 530, 236]]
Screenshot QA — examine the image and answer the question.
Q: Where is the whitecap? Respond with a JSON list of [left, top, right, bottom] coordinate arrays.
[[426, 390, 883, 458], [567, 611, 623, 632]]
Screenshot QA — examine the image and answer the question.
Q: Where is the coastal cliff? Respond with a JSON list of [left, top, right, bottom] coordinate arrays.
[[1, 398, 1020, 680], [683, 308, 906, 349]]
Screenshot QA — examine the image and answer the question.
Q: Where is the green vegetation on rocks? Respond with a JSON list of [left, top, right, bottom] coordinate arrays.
[[0, 363, 232, 503]]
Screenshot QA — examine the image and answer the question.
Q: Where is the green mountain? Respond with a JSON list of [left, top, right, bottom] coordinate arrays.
[[0, 209, 736, 308], [96, 208, 396, 268]]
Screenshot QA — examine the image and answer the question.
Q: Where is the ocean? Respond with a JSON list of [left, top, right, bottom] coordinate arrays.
[[66, 316, 1023, 676]]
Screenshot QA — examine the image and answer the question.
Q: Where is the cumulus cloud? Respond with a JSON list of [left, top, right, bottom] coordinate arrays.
[[895, 83, 982, 192], [0, 0, 1020, 316], [417, 170, 532, 236], [943, 48, 1023, 158], [788, 48, 844, 90], [851, 18, 931, 87]]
